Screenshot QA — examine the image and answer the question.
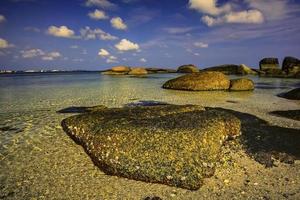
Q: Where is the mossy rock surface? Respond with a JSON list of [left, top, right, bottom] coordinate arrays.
[[177, 65, 199, 73], [281, 88, 300, 100], [230, 78, 255, 91], [61, 105, 241, 190], [162, 72, 230, 91]]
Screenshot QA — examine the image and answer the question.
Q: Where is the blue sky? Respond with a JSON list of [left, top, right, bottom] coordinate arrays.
[[0, 0, 300, 70]]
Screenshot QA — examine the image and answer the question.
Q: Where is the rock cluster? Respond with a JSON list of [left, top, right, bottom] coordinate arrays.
[[203, 64, 257, 75], [62, 105, 241, 190], [162, 72, 254, 91]]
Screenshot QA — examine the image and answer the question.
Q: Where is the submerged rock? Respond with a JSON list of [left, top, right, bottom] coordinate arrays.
[[280, 88, 300, 100], [203, 64, 257, 75], [62, 105, 241, 190], [177, 64, 199, 73], [229, 78, 255, 91], [162, 71, 230, 91]]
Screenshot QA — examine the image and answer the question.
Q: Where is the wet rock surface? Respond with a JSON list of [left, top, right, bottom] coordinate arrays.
[[162, 72, 230, 91], [61, 105, 241, 190]]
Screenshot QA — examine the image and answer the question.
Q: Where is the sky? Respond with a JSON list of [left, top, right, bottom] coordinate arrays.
[[0, 0, 300, 71]]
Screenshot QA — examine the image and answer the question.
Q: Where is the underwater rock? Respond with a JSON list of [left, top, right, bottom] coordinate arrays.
[[62, 105, 241, 190], [162, 71, 230, 91]]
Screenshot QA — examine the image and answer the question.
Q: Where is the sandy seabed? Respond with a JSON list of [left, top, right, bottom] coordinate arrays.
[[0, 74, 299, 199]]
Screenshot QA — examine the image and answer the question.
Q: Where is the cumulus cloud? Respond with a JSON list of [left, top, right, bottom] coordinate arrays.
[[0, 38, 13, 49], [21, 48, 62, 61], [106, 55, 118, 63], [98, 48, 110, 57], [47, 26, 75, 38], [88, 9, 108, 20], [115, 39, 140, 51], [194, 42, 209, 48], [110, 17, 127, 30], [85, 0, 116, 9], [0, 15, 6, 23], [188, 0, 231, 16], [80, 26, 118, 40], [140, 58, 147, 62], [202, 10, 264, 26]]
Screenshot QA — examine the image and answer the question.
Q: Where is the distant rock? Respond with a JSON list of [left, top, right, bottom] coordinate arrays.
[[280, 88, 300, 100], [229, 78, 255, 91], [259, 68, 287, 77], [128, 67, 148, 75], [177, 64, 199, 73], [259, 58, 280, 71], [203, 64, 257, 75], [162, 71, 230, 91], [282, 56, 300, 75], [146, 68, 176, 74], [62, 105, 241, 190], [111, 66, 130, 73]]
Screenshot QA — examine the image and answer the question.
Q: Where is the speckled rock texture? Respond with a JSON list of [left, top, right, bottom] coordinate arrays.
[[128, 67, 148, 75], [162, 72, 230, 91], [229, 78, 255, 91], [61, 105, 241, 190]]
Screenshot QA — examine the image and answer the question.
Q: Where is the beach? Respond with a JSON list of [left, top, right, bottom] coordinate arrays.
[[0, 72, 300, 199]]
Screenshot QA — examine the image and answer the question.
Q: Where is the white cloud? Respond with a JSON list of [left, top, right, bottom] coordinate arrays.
[[106, 55, 118, 63], [70, 45, 79, 49], [0, 15, 6, 23], [42, 51, 61, 61], [21, 49, 45, 58], [194, 42, 208, 48], [164, 27, 196, 34], [110, 17, 127, 30], [21, 49, 62, 61], [80, 26, 118, 40], [88, 9, 108, 20], [47, 26, 75, 38], [140, 58, 147, 62], [188, 0, 231, 16], [202, 10, 264, 26], [0, 38, 13, 49], [98, 48, 110, 57], [85, 0, 116, 9], [115, 39, 140, 51]]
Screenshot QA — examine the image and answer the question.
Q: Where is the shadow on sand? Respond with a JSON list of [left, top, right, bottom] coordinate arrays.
[[206, 107, 300, 167], [269, 110, 300, 121]]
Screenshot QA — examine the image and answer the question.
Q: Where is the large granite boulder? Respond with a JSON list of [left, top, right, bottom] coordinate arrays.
[[280, 88, 300, 100], [111, 66, 130, 73], [259, 58, 280, 71], [229, 78, 255, 91], [146, 68, 176, 74], [128, 67, 148, 75], [203, 64, 257, 75], [162, 72, 230, 91], [62, 105, 241, 190], [177, 64, 199, 73], [282, 56, 300, 74]]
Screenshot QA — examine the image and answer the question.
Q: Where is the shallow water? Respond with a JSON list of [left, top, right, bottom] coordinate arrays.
[[0, 72, 299, 199]]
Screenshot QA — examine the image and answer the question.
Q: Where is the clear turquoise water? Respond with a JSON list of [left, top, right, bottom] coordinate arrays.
[[0, 72, 299, 199]]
